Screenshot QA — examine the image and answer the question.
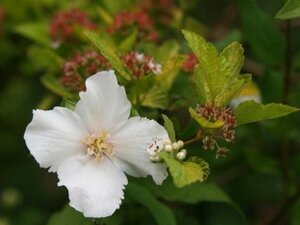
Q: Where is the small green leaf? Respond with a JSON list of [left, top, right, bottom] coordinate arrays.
[[140, 87, 168, 109], [61, 98, 76, 110], [276, 0, 300, 19], [235, 100, 299, 125], [189, 107, 224, 129], [126, 183, 177, 225], [182, 29, 218, 104], [162, 114, 176, 142], [14, 22, 50, 47], [160, 152, 209, 188], [118, 29, 138, 52], [157, 55, 185, 91], [41, 74, 77, 100], [97, 6, 113, 25], [83, 30, 131, 80], [47, 205, 93, 225]]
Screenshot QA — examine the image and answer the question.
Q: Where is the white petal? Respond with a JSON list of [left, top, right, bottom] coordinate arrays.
[[112, 117, 168, 185], [24, 107, 88, 172], [57, 156, 127, 218], [74, 70, 131, 133]]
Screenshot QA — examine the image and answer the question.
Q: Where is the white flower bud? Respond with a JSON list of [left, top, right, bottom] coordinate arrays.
[[164, 144, 173, 152], [176, 149, 187, 160], [172, 142, 180, 151], [163, 139, 172, 145], [177, 140, 184, 148]]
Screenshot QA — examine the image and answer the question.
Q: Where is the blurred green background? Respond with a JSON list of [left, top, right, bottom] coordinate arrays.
[[0, 0, 300, 225]]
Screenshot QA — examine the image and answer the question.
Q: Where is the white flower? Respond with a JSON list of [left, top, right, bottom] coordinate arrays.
[[24, 70, 168, 218]]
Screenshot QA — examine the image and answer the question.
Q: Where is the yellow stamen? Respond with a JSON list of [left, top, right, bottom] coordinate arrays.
[[83, 131, 114, 162]]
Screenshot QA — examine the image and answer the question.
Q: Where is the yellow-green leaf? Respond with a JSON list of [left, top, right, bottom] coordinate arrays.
[[189, 107, 224, 129], [235, 100, 299, 125]]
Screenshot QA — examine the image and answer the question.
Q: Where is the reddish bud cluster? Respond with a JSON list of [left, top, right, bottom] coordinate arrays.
[[49, 9, 96, 46], [181, 53, 198, 73], [60, 50, 111, 92], [138, 0, 175, 26], [122, 52, 162, 78], [108, 11, 158, 42], [196, 104, 236, 158]]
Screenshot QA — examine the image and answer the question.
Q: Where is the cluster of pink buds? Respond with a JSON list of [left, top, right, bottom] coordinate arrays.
[[107, 11, 159, 42], [181, 53, 198, 73], [122, 52, 162, 78], [49, 9, 96, 47], [196, 104, 236, 158], [137, 0, 175, 26], [60, 50, 111, 92]]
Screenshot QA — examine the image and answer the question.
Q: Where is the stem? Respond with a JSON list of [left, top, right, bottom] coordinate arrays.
[[184, 130, 202, 145], [282, 19, 293, 190], [283, 20, 292, 104]]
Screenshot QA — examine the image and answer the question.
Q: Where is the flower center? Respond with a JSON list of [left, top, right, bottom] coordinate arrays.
[[83, 131, 114, 162]]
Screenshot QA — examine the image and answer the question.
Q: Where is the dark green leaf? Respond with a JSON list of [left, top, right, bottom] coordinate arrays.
[[162, 114, 176, 142], [237, 0, 285, 65], [126, 183, 177, 225]]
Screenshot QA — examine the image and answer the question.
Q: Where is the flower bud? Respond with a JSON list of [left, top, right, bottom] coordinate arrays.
[[177, 140, 184, 148], [164, 144, 173, 152], [176, 149, 187, 160], [172, 142, 179, 151]]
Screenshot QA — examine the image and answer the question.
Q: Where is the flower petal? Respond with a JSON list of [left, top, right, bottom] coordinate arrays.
[[57, 156, 127, 218], [74, 70, 131, 133], [112, 117, 168, 185], [24, 107, 88, 172]]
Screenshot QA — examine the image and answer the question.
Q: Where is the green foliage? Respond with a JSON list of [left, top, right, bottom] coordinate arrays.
[[126, 183, 177, 225], [276, 0, 300, 19], [162, 114, 176, 142], [13, 22, 50, 47], [235, 100, 299, 125], [47, 205, 93, 225], [182, 30, 250, 106], [237, 0, 285, 65], [83, 30, 132, 81], [159, 152, 209, 188], [41, 74, 76, 100]]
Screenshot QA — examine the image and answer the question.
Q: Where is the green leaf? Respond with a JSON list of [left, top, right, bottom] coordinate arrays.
[[162, 114, 176, 142], [83, 30, 131, 81], [276, 0, 300, 19], [182, 29, 218, 104], [159, 152, 209, 188], [157, 55, 185, 91], [140, 87, 168, 109], [154, 40, 180, 63], [237, 0, 285, 65], [126, 183, 177, 225], [235, 100, 299, 125], [149, 180, 236, 205], [41, 74, 77, 100], [13, 22, 50, 47], [182, 30, 249, 106], [61, 98, 76, 110], [47, 205, 93, 225], [97, 6, 113, 25], [118, 29, 138, 52], [189, 107, 224, 129]]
